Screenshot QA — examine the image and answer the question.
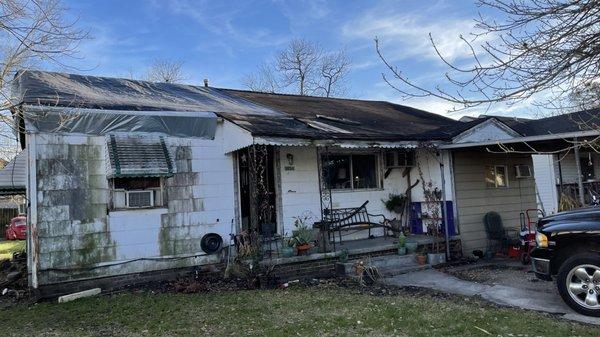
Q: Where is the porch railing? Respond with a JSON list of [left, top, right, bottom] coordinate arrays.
[[558, 181, 600, 206]]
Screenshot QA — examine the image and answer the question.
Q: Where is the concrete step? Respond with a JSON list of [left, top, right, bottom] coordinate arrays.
[[336, 254, 430, 278]]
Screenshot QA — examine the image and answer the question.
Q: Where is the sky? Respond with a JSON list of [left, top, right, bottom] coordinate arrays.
[[56, 0, 537, 120]]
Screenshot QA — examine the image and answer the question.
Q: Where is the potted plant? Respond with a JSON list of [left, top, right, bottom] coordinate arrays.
[[382, 193, 407, 214], [397, 232, 407, 255], [416, 247, 427, 265], [281, 236, 295, 258], [291, 215, 315, 255]]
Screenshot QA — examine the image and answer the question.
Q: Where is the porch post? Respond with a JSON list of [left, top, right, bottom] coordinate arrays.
[[438, 151, 451, 259], [574, 138, 585, 206]]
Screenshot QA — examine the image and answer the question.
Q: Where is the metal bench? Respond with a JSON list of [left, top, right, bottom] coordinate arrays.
[[314, 200, 391, 251]]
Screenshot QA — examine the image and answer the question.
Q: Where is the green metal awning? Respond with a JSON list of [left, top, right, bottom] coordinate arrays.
[[107, 135, 173, 178]]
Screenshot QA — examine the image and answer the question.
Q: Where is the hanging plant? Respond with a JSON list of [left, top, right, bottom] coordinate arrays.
[[382, 193, 407, 214]]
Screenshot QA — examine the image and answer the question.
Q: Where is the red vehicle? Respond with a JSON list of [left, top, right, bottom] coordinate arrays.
[[5, 216, 26, 240]]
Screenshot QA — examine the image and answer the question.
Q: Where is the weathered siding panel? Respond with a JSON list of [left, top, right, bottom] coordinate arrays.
[[33, 124, 235, 285], [453, 150, 537, 254]]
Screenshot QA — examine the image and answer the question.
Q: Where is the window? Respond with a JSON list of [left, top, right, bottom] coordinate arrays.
[[322, 154, 380, 190], [485, 165, 508, 188], [106, 135, 173, 210], [385, 150, 415, 168], [110, 177, 165, 209]]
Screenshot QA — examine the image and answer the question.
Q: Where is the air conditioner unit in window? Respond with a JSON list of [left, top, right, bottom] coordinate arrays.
[[126, 190, 154, 208], [515, 165, 532, 178], [385, 150, 415, 168]]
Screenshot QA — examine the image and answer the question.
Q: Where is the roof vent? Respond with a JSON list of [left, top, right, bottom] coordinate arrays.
[[203, 79, 209, 87]]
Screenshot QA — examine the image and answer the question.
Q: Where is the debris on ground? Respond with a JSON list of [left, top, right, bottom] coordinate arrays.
[[0, 251, 31, 308]]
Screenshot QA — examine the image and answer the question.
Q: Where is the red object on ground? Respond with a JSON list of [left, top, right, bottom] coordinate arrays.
[[507, 245, 520, 258], [5, 216, 26, 240]]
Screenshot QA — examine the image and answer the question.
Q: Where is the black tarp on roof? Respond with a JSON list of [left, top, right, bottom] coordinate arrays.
[[13, 70, 282, 116]]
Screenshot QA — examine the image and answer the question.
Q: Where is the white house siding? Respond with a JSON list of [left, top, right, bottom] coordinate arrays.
[[532, 154, 559, 214], [277, 147, 453, 239], [30, 123, 235, 286], [452, 150, 537, 254]]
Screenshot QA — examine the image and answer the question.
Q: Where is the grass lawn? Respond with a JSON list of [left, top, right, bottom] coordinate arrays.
[[0, 286, 597, 337], [0, 240, 25, 260]]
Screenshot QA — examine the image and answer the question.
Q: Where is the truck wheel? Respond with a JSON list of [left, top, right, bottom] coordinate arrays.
[[557, 253, 600, 317]]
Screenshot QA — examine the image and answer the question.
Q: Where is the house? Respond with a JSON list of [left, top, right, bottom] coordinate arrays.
[[10, 70, 464, 294], [8, 70, 599, 294]]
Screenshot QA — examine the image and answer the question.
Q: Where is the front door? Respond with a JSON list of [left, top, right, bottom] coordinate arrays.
[[238, 146, 277, 234]]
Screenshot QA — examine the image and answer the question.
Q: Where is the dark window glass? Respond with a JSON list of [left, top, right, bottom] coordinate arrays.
[[580, 157, 595, 181], [322, 155, 351, 189], [352, 155, 378, 189], [113, 177, 161, 190], [322, 154, 379, 190]]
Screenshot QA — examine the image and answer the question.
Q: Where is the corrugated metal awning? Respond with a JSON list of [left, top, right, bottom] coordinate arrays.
[[253, 136, 420, 149], [107, 135, 173, 178]]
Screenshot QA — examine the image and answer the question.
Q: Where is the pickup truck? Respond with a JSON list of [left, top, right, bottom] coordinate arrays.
[[531, 207, 600, 316]]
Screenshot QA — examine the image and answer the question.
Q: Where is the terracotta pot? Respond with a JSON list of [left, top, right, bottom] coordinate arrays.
[[416, 254, 427, 265], [296, 244, 311, 255]]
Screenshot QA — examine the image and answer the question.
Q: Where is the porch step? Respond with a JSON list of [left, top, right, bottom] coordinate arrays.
[[335, 254, 430, 278]]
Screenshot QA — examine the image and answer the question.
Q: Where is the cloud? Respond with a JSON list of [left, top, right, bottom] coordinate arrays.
[[165, 0, 289, 49], [342, 6, 494, 65]]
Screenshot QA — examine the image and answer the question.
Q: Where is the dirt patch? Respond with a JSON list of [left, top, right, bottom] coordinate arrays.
[[442, 261, 557, 294]]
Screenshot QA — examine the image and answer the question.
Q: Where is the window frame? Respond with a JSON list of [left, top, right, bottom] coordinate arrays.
[[485, 165, 509, 189], [108, 177, 166, 211], [321, 152, 382, 191]]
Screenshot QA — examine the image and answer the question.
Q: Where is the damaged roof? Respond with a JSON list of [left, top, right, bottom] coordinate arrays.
[[221, 89, 458, 141], [13, 70, 460, 141], [13, 70, 600, 143], [13, 70, 282, 116]]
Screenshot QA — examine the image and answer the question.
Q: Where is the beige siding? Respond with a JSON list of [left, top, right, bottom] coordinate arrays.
[[453, 150, 537, 254]]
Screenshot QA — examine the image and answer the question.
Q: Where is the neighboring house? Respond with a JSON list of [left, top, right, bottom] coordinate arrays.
[[8, 70, 599, 293], [0, 151, 27, 233]]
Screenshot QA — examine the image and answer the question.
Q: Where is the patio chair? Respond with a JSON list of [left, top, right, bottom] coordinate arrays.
[[483, 211, 519, 255]]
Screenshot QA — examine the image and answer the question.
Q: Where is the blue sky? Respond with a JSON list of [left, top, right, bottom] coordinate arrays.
[[58, 0, 528, 119]]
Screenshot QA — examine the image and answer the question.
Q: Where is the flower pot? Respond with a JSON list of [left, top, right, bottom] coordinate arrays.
[[427, 253, 446, 266], [281, 247, 295, 258], [296, 243, 311, 256], [416, 254, 427, 265], [405, 242, 418, 254], [397, 247, 407, 255]]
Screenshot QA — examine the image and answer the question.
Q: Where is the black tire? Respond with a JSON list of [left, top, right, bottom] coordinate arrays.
[[556, 253, 600, 317]]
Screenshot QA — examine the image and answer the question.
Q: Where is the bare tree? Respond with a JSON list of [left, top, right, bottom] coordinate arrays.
[[145, 58, 187, 83], [244, 38, 351, 97], [0, 0, 87, 160], [316, 50, 350, 97], [276, 38, 321, 95], [376, 0, 600, 111], [1, 0, 87, 109], [242, 62, 279, 93]]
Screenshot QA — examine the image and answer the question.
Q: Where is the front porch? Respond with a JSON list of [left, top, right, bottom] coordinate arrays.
[[259, 234, 461, 266]]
